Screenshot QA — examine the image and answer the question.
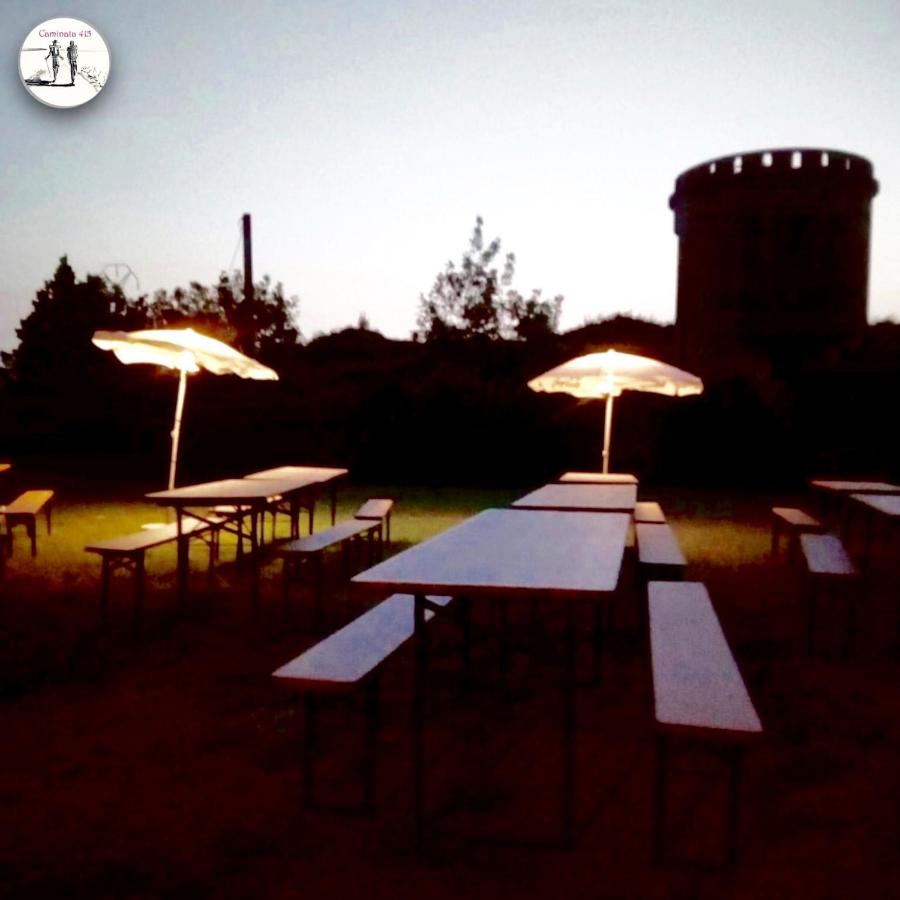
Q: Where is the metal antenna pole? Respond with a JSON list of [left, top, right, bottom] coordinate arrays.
[[242, 213, 253, 353]]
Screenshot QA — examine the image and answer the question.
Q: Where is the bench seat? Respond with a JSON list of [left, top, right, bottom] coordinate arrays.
[[354, 498, 394, 547], [636, 522, 686, 579], [278, 516, 385, 627], [634, 501, 665, 524], [649, 581, 762, 864], [273, 593, 451, 691], [799, 532, 856, 576], [281, 518, 379, 555], [770, 507, 823, 559], [2, 490, 54, 556], [799, 533, 858, 654], [273, 593, 452, 810], [86, 516, 221, 627]]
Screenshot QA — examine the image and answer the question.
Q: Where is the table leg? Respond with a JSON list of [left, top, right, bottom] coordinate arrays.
[[176, 510, 188, 608], [100, 557, 111, 624], [250, 506, 260, 613], [653, 735, 669, 862], [134, 551, 145, 635], [413, 593, 428, 850], [563, 601, 576, 848]]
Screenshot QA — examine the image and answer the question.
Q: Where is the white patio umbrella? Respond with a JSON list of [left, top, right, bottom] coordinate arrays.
[[92, 328, 278, 488], [528, 349, 703, 473]]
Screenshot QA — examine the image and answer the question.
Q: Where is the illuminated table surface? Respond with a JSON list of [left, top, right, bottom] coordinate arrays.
[[809, 479, 900, 494], [850, 493, 900, 516], [512, 482, 637, 513], [558, 471, 638, 485], [148, 471, 346, 608], [353, 507, 630, 847]]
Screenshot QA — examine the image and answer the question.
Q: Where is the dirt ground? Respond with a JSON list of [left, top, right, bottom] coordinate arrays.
[[0, 492, 899, 899]]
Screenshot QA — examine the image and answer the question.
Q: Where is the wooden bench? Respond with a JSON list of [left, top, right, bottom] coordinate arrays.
[[1, 490, 54, 557], [86, 516, 221, 628], [278, 515, 384, 627], [649, 581, 763, 865], [799, 532, 859, 655], [636, 522, 686, 581], [273, 592, 452, 811], [634, 501, 666, 524], [354, 498, 394, 550], [770, 506, 823, 560]]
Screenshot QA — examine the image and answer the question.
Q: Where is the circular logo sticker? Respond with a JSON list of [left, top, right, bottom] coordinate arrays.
[[19, 17, 110, 108]]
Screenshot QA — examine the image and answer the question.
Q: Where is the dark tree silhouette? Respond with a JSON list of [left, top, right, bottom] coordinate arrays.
[[415, 217, 562, 342], [1, 256, 146, 390], [146, 270, 301, 359]]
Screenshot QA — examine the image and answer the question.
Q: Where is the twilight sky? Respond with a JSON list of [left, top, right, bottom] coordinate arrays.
[[1, 0, 898, 349]]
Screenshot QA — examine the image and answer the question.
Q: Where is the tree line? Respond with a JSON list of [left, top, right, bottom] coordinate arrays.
[[3, 218, 900, 489]]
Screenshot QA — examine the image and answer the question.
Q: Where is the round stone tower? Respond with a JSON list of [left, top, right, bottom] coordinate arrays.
[[669, 148, 878, 376]]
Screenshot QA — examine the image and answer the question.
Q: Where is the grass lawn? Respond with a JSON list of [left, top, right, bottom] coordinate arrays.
[[0, 481, 898, 898]]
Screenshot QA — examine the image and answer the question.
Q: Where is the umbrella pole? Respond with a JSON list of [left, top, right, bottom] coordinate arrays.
[[168, 368, 188, 490], [602, 394, 615, 474]]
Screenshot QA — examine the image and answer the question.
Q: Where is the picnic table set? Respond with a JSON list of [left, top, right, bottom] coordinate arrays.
[[3, 459, 899, 866], [268, 469, 762, 862]]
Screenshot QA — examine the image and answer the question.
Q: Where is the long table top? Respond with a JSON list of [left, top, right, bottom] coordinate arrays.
[[147, 477, 313, 506], [147, 467, 348, 507], [353, 508, 630, 600], [851, 492, 900, 517], [809, 479, 900, 495], [244, 465, 348, 485], [558, 471, 638, 485], [512, 482, 637, 512]]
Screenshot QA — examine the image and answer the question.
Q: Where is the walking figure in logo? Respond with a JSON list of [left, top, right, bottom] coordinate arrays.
[[44, 39, 62, 83], [66, 41, 78, 84]]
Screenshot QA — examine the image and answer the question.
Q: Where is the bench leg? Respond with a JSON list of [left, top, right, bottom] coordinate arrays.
[[844, 582, 856, 658], [562, 601, 577, 848], [28, 517, 37, 557], [592, 601, 606, 685], [806, 581, 818, 654], [653, 735, 669, 863], [206, 532, 216, 583], [100, 557, 112, 625], [363, 677, 380, 814], [134, 552, 145, 635], [303, 695, 318, 808], [460, 595, 472, 692], [282, 557, 292, 619], [314, 555, 324, 631], [413, 594, 429, 850], [727, 749, 743, 867], [497, 598, 509, 678]]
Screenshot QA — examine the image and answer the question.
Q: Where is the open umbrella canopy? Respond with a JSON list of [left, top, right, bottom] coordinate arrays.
[[91, 328, 278, 380], [528, 349, 703, 472], [92, 328, 278, 488], [527, 349, 702, 400]]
